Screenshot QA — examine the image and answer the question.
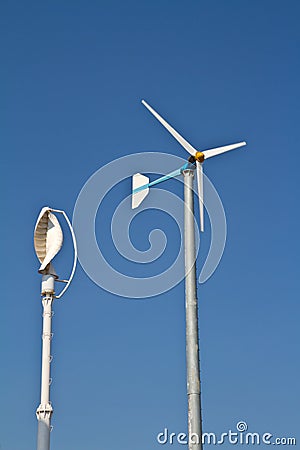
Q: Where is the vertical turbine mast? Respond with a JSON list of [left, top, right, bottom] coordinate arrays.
[[36, 276, 55, 450], [183, 167, 203, 450], [34, 207, 77, 450]]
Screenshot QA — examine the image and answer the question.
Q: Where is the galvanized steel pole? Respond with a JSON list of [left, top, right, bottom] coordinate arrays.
[[183, 168, 203, 450], [36, 275, 55, 450]]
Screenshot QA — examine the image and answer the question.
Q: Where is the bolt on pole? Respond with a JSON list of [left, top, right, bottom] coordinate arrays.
[[183, 168, 203, 450]]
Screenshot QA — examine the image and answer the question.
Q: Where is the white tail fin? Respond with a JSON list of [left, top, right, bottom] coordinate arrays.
[[132, 173, 150, 209]]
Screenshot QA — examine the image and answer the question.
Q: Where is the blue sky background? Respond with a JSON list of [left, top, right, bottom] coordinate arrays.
[[1, 1, 299, 449]]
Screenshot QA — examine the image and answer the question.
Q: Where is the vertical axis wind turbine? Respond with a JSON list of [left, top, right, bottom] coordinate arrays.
[[132, 100, 246, 450], [34, 207, 77, 450]]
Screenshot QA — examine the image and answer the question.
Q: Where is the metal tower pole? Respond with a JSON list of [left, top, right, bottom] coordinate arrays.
[[183, 168, 203, 450], [36, 275, 55, 450]]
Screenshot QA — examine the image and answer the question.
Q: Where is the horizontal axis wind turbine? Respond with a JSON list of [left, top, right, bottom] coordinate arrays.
[[132, 100, 246, 231], [131, 99, 247, 450]]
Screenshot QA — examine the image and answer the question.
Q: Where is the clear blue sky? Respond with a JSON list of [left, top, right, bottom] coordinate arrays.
[[1, 1, 299, 449]]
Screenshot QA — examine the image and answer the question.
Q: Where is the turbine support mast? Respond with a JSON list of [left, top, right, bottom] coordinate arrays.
[[34, 206, 77, 450], [183, 168, 203, 450], [36, 274, 55, 450]]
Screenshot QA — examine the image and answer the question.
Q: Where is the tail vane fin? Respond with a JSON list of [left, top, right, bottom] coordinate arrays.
[[132, 173, 150, 209]]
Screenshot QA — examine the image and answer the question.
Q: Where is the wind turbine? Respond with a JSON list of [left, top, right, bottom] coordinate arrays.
[[34, 206, 77, 450], [133, 100, 246, 232], [132, 100, 246, 450]]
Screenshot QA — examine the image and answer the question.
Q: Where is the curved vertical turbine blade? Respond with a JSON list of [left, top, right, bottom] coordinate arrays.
[[34, 208, 63, 276], [203, 141, 246, 159], [196, 162, 204, 232], [142, 100, 198, 157]]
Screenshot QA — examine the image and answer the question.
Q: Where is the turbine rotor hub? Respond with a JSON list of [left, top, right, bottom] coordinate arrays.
[[195, 151, 205, 163]]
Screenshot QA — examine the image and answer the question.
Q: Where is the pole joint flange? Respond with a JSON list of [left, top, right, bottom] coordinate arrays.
[[182, 168, 195, 177], [36, 402, 53, 420]]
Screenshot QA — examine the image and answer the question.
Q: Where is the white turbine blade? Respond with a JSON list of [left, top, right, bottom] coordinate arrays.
[[203, 141, 246, 159], [132, 173, 150, 209], [34, 208, 63, 274], [196, 162, 204, 232], [142, 100, 197, 157]]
